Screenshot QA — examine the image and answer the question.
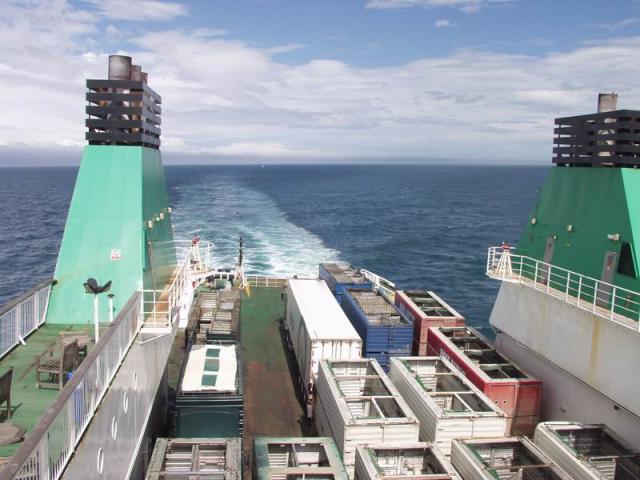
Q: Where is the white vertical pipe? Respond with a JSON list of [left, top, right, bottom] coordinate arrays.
[[94, 295, 100, 343]]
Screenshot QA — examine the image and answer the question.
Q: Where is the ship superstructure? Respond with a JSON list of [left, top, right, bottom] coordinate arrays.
[[0, 56, 210, 480], [487, 93, 640, 446]]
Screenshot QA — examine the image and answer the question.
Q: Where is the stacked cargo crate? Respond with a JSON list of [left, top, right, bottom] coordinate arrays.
[[146, 438, 241, 480], [426, 326, 542, 435], [341, 289, 412, 371], [388, 357, 507, 456], [394, 290, 465, 355], [533, 422, 640, 480], [354, 443, 460, 480], [253, 437, 350, 480], [174, 343, 244, 437], [315, 359, 420, 478], [451, 437, 572, 480], [285, 279, 363, 417], [320, 263, 374, 304]]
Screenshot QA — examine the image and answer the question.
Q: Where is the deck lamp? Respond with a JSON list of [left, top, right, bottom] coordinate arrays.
[[83, 278, 112, 342]]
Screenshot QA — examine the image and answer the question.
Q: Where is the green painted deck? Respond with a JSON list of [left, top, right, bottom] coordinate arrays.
[[0, 324, 91, 458], [240, 286, 312, 480]]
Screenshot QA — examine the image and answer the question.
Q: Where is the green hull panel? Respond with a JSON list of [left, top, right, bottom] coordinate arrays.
[[518, 167, 640, 293], [46, 146, 176, 324]]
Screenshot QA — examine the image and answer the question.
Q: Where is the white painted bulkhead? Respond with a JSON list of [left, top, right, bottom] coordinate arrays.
[[489, 281, 640, 446], [62, 325, 176, 479]]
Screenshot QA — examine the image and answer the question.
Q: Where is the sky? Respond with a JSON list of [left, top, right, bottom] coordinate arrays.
[[1, 0, 640, 165]]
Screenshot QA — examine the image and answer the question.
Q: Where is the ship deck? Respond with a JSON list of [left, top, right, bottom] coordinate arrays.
[[0, 324, 92, 459], [240, 286, 312, 479]]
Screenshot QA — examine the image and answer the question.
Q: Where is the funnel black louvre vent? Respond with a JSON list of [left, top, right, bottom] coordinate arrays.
[[553, 110, 640, 167], [85, 55, 161, 149]]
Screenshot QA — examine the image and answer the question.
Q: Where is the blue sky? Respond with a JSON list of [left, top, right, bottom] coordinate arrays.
[[1, 0, 639, 165]]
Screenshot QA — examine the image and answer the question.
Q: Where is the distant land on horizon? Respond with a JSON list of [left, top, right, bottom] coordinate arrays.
[[0, 147, 548, 168]]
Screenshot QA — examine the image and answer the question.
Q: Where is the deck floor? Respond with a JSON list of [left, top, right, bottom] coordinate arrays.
[[0, 324, 92, 458], [240, 286, 313, 479]]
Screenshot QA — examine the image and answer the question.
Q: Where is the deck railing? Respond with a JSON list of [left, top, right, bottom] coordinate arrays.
[[0, 279, 53, 360], [244, 276, 288, 288], [2, 292, 142, 480], [487, 246, 640, 331]]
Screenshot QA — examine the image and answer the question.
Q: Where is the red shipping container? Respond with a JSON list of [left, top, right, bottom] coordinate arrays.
[[426, 326, 542, 436], [394, 290, 465, 356]]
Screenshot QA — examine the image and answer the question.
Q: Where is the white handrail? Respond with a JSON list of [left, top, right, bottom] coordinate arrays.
[[244, 275, 288, 288], [0, 280, 52, 359], [3, 292, 143, 480], [486, 246, 640, 332]]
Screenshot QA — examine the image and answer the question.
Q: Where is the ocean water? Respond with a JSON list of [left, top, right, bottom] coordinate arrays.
[[0, 165, 547, 332]]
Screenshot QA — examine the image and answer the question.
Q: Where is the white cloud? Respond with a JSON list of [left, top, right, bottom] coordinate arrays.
[[366, 0, 513, 13], [2, 0, 640, 163], [587, 17, 640, 32], [434, 19, 453, 27], [86, 0, 188, 21]]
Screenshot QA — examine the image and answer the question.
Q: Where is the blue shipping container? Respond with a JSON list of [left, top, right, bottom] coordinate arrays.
[[319, 263, 373, 304], [340, 289, 412, 371]]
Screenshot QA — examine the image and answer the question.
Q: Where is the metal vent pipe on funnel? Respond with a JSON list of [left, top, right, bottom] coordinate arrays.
[[598, 92, 618, 113], [108, 55, 132, 80], [131, 64, 142, 81]]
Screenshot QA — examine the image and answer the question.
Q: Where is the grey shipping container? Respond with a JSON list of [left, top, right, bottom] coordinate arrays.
[[253, 437, 349, 480], [354, 443, 460, 480], [146, 437, 241, 480], [315, 359, 420, 478], [388, 357, 507, 456], [451, 437, 573, 480], [533, 422, 640, 480]]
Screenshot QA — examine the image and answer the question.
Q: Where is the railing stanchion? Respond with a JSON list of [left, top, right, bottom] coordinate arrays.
[[534, 262, 539, 289], [546, 266, 551, 294], [593, 281, 599, 313], [565, 272, 570, 301], [611, 288, 616, 320], [577, 276, 582, 307]]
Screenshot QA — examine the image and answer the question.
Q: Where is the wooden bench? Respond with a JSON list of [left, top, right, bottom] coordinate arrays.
[[35, 340, 78, 390], [0, 368, 12, 419]]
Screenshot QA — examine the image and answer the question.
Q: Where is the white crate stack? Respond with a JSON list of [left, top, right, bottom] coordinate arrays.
[[533, 422, 640, 480], [451, 437, 573, 480], [354, 443, 460, 480], [316, 359, 420, 478], [388, 357, 507, 456]]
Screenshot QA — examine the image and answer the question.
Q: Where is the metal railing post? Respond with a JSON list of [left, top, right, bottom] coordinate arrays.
[[577, 276, 582, 307], [546, 266, 551, 293], [534, 262, 539, 289], [593, 281, 599, 313], [565, 272, 570, 301], [611, 288, 616, 320]]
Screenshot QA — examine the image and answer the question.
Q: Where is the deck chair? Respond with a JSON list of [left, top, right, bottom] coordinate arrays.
[[0, 368, 13, 419], [35, 340, 78, 390]]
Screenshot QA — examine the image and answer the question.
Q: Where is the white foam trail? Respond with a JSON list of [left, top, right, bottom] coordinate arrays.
[[169, 174, 339, 277]]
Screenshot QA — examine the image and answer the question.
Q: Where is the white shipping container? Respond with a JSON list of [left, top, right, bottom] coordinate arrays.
[[388, 357, 507, 456], [354, 443, 460, 480], [451, 437, 573, 480], [286, 279, 362, 399], [533, 422, 640, 480], [316, 359, 420, 478]]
